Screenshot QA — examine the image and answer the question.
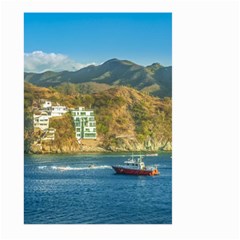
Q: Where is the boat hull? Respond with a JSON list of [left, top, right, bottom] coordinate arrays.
[[112, 166, 159, 176]]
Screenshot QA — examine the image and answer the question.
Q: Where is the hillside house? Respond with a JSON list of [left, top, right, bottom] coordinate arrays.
[[33, 112, 50, 130], [33, 100, 68, 134], [51, 105, 68, 117], [41, 100, 52, 109], [71, 107, 97, 139], [41, 128, 56, 141]]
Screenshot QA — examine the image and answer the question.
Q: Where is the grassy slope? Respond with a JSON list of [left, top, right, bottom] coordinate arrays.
[[24, 82, 172, 153]]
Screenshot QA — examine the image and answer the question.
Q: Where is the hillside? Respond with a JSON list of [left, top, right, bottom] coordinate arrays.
[[24, 82, 172, 153], [24, 58, 172, 98]]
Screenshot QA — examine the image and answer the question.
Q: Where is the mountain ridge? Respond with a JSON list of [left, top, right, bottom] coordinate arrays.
[[24, 58, 172, 98]]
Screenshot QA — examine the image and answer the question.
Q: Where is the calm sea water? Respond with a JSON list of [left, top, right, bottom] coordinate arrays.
[[24, 153, 172, 224]]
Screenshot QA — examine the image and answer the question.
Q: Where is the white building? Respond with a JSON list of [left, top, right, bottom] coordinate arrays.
[[41, 100, 52, 109], [71, 107, 97, 139], [41, 128, 56, 141], [33, 100, 68, 133], [51, 106, 68, 117], [33, 112, 50, 130]]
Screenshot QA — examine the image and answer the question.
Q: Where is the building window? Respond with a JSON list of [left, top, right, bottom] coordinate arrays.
[[76, 128, 81, 132], [84, 133, 96, 137], [75, 122, 80, 127], [80, 112, 86, 116]]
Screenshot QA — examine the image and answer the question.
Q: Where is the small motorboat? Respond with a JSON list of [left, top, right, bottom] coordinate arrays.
[[88, 164, 96, 168]]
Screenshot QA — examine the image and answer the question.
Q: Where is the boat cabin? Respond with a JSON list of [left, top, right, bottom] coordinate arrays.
[[124, 157, 146, 170]]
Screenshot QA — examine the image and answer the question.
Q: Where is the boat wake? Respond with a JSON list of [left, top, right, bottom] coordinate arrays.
[[38, 165, 112, 171], [38, 166, 47, 169]]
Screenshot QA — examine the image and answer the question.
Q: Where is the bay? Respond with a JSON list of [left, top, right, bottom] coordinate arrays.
[[24, 153, 172, 224]]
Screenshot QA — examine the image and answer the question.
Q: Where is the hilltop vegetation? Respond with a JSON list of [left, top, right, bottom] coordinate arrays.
[[24, 82, 172, 153], [54, 82, 113, 95], [24, 58, 172, 98], [92, 87, 171, 151]]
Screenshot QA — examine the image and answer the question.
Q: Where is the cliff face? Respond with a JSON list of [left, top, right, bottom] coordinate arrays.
[[25, 83, 172, 154], [29, 136, 172, 154], [101, 138, 172, 152]]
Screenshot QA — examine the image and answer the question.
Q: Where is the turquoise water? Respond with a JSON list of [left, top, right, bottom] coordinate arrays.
[[24, 153, 172, 224]]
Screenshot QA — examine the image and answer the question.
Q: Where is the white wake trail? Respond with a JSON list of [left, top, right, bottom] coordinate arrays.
[[52, 165, 112, 171], [38, 165, 112, 171]]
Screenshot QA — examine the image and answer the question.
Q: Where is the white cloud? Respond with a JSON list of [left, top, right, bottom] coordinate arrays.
[[24, 51, 95, 73]]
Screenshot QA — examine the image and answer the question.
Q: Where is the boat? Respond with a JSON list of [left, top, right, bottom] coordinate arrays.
[[88, 164, 96, 168], [112, 155, 159, 176]]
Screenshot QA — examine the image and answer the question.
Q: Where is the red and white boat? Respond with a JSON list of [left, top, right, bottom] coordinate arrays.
[[112, 155, 159, 176]]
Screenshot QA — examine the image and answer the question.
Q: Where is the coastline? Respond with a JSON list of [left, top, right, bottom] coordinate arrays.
[[24, 150, 172, 156], [25, 137, 172, 155]]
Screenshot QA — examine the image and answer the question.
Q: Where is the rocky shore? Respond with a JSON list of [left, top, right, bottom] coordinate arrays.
[[27, 137, 172, 154]]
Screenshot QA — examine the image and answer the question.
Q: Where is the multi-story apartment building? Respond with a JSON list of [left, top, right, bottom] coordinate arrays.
[[33, 112, 50, 130], [71, 107, 97, 139]]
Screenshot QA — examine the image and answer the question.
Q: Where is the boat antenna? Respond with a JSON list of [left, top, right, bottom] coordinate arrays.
[[132, 152, 134, 160]]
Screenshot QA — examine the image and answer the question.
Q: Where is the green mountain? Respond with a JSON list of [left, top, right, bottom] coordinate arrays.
[[24, 82, 172, 154], [24, 58, 172, 98]]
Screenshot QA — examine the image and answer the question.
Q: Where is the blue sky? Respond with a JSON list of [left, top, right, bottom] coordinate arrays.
[[24, 13, 172, 72]]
